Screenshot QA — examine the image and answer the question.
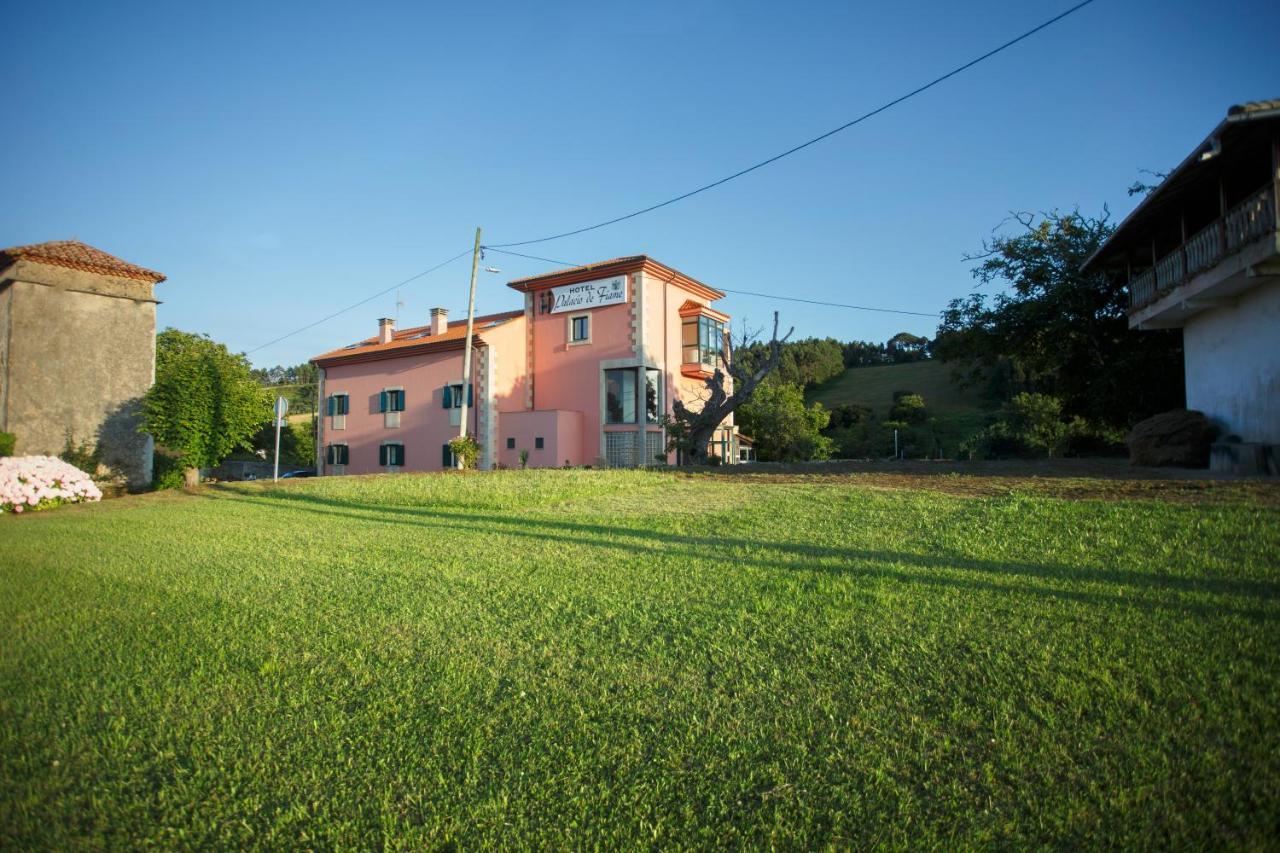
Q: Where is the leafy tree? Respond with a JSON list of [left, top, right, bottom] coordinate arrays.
[[887, 332, 930, 363], [842, 340, 883, 367], [888, 393, 927, 424], [737, 382, 834, 462], [252, 362, 319, 412], [734, 336, 845, 390], [143, 329, 272, 485], [934, 209, 1183, 429]]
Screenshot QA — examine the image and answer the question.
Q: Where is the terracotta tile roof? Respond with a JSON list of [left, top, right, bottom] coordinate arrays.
[[506, 254, 726, 301], [311, 310, 524, 365], [506, 256, 649, 286], [0, 240, 165, 283], [1228, 98, 1280, 116]]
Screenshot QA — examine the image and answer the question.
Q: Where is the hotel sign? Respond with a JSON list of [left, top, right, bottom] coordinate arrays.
[[550, 276, 628, 313]]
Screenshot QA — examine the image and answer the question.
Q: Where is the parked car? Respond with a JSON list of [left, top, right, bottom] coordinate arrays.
[[280, 469, 316, 478]]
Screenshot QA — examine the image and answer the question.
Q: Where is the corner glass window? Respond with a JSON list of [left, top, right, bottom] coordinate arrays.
[[605, 368, 637, 424], [645, 368, 661, 424], [682, 316, 724, 365]]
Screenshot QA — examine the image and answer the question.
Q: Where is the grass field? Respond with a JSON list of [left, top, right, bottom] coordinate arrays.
[[3, 469, 1279, 847], [807, 359, 990, 414]]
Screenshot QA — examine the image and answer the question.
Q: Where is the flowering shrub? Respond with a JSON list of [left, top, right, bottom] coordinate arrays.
[[0, 456, 102, 515]]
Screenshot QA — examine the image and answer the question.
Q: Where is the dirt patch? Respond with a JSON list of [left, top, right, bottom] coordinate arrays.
[[679, 459, 1280, 506]]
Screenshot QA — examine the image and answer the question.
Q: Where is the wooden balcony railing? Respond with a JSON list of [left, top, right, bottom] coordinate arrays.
[[1128, 183, 1277, 310]]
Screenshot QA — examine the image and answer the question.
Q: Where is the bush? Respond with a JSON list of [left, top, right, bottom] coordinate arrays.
[[449, 435, 481, 470], [889, 394, 927, 424], [152, 449, 186, 491], [60, 432, 101, 475], [959, 393, 1123, 459], [0, 432, 15, 457], [1, 456, 102, 514]]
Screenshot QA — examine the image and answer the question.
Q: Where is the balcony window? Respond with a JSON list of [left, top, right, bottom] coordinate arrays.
[[682, 315, 724, 366]]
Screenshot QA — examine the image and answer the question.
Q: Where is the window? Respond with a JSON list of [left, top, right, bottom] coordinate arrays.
[[507, 437, 516, 449], [682, 315, 724, 366], [442, 383, 473, 409], [379, 443, 405, 467], [442, 443, 457, 468], [569, 314, 590, 344], [606, 367, 662, 425], [326, 394, 349, 416], [535, 436, 544, 449], [645, 367, 661, 424], [605, 368, 637, 424], [325, 444, 349, 465], [379, 389, 405, 412]]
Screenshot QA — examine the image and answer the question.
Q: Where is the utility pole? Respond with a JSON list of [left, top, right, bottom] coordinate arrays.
[[457, 226, 482, 468]]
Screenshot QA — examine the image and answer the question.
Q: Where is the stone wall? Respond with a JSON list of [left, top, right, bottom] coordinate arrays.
[[0, 260, 158, 488]]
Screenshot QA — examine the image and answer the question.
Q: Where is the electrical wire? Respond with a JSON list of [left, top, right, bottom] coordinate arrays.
[[487, 0, 1098, 249], [483, 247, 938, 317], [244, 248, 474, 355]]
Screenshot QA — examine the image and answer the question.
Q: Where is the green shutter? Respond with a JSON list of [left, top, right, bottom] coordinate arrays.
[[442, 385, 452, 408], [396, 390, 405, 412], [467, 384, 474, 407], [442, 443, 451, 468], [379, 445, 387, 466], [326, 395, 336, 416], [378, 391, 387, 412], [339, 395, 348, 415]]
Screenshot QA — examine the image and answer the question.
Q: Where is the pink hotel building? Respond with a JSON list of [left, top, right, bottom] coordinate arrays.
[[310, 256, 740, 474]]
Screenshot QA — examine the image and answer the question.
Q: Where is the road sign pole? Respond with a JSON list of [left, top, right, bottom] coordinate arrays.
[[273, 396, 289, 481]]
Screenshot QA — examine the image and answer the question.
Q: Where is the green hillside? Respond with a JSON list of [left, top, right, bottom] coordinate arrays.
[[807, 360, 990, 414]]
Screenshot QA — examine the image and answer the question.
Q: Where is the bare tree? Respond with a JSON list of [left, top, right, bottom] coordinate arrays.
[[668, 311, 793, 465]]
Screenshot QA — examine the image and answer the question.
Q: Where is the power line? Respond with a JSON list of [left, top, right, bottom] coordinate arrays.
[[487, 0, 1099, 249], [483, 247, 938, 318], [244, 248, 474, 356]]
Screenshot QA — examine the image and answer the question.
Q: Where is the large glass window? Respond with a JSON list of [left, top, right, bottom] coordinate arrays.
[[606, 368, 637, 424], [607, 367, 662, 425], [645, 368, 661, 424], [682, 315, 724, 366]]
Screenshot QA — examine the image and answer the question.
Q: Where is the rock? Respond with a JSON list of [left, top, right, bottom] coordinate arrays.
[[1127, 410, 1218, 468]]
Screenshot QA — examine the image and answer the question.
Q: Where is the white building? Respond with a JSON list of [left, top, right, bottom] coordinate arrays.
[[1085, 99, 1279, 452]]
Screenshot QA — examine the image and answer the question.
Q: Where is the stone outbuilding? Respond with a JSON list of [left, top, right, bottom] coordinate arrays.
[[0, 240, 165, 488]]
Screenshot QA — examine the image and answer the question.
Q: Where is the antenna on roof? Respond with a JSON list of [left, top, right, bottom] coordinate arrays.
[[395, 289, 405, 324]]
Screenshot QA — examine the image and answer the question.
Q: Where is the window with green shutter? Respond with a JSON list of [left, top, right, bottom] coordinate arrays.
[[380, 443, 405, 467], [325, 444, 349, 465], [326, 394, 349, 416], [443, 384, 473, 409]]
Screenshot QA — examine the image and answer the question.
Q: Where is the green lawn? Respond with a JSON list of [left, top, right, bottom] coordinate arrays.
[[808, 359, 989, 413], [3, 470, 1278, 847]]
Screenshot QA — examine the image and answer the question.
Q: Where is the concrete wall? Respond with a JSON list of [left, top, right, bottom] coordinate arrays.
[[498, 409, 582, 468], [0, 261, 157, 488], [1183, 276, 1280, 443]]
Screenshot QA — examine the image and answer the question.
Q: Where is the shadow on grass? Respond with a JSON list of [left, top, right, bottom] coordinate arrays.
[[202, 486, 1280, 624]]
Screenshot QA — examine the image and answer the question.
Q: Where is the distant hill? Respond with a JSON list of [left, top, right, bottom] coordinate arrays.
[[807, 360, 990, 415]]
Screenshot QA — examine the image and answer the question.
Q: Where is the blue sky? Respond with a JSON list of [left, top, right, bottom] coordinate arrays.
[[3, 0, 1276, 367]]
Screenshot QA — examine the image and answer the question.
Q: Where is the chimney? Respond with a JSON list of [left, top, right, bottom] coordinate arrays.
[[430, 307, 448, 337], [377, 317, 394, 344]]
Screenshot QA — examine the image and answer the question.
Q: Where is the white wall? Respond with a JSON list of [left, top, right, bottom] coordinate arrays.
[[1184, 277, 1280, 443]]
